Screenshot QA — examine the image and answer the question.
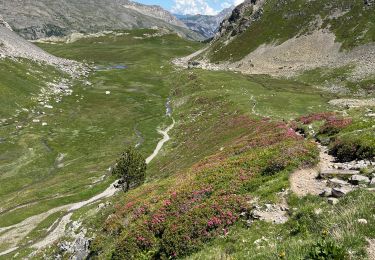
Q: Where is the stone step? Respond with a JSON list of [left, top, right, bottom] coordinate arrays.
[[319, 169, 360, 179]]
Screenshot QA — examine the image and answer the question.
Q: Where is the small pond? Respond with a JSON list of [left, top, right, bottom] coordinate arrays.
[[94, 64, 128, 71]]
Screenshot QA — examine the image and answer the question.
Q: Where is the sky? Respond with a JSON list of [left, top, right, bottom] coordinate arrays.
[[134, 0, 244, 15]]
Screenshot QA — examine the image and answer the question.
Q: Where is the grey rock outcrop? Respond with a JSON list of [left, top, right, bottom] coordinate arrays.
[[215, 0, 266, 40], [350, 175, 371, 185], [365, 0, 374, 6], [123, 2, 187, 29]]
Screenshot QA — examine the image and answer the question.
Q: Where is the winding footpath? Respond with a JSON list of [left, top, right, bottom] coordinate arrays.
[[290, 144, 333, 197], [0, 116, 176, 256], [146, 118, 175, 164]]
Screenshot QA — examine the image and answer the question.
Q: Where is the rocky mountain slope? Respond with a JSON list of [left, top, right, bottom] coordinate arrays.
[[0, 0, 202, 40], [185, 0, 375, 80], [123, 1, 187, 29], [0, 16, 81, 75], [176, 7, 233, 39]]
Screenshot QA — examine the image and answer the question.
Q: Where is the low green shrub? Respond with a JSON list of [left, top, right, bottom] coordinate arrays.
[[306, 236, 348, 260], [330, 137, 375, 162]]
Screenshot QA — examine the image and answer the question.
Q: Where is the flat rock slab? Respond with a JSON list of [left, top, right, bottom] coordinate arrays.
[[320, 169, 360, 178]]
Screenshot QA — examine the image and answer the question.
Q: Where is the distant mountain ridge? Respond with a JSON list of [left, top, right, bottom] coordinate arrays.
[[0, 0, 202, 40], [123, 1, 187, 29], [176, 7, 234, 39]]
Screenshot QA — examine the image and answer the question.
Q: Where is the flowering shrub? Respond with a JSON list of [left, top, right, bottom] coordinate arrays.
[[298, 112, 352, 135], [298, 112, 336, 124], [95, 116, 319, 259], [319, 117, 352, 135]]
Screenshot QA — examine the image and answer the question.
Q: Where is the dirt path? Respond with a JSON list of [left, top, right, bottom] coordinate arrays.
[[0, 205, 70, 256], [146, 118, 175, 164], [367, 239, 375, 260], [290, 144, 334, 197], [0, 116, 176, 256]]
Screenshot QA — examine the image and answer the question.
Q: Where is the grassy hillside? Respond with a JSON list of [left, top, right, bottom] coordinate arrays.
[[57, 64, 374, 259], [0, 30, 202, 230], [0, 59, 64, 119], [207, 0, 375, 63]]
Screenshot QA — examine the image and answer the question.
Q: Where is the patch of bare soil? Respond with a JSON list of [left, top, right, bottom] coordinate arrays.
[[290, 168, 325, 197], [290, 144, 333, 197], [329, 98, 375, 108], [367, 239, 375, 260]]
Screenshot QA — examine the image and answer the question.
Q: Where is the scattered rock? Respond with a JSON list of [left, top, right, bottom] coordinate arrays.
[[357, 219, 368, 225], [320, 188, 333, 197], [251, 204, 289, 224], [328, 198, 339, 205], [253, 236, 269, 249], [59, 233, 90, 260], [105, 91, 111, 95]]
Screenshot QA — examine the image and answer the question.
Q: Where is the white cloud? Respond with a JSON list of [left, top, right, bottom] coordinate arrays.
[[220, 2, 232, 9], [171, 0, 245, 15], [233, 0, 245, 6], [171, 0, 217, 15], [220, 0, 245, 10]]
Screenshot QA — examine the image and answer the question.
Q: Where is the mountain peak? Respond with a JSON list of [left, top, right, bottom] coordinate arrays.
[[176, 6, 234, 39]]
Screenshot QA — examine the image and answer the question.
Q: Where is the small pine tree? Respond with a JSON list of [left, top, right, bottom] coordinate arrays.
[[112, 147, 146, 192]]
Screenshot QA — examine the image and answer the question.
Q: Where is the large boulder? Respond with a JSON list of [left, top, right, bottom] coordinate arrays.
[[349, 175, 371, 185], [332, 187, 354, 198]]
